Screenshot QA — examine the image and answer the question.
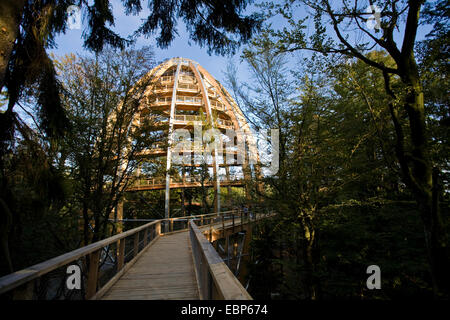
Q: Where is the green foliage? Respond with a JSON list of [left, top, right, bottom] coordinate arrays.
[[250, 201, 435, 299], [233, 10, 450, 296], [55, 46, 163, 243], [136, 0, 261, 55], [317, 201, 433, 299], [417, 0, 450, 193], [0, 0, 261, 178], [0, 125, 79, 276]]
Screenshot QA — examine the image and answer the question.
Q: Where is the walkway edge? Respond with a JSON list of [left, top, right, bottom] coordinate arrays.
[[91, 235, 160, 300]]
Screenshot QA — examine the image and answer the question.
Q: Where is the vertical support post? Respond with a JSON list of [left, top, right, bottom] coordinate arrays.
[[156, 221, 161, 236], [225, 165, 232, 205], [165, 61, 182, 233], [222, 214, 225, 238], [232, 212, 235, 233], [117, 238, 125, 271], [115, 199, 124, 233], [190, 62, 221, 214], [143, 228, 148, 247], [170, 219, 174, 232], [226, 235, 230, 267], [201, 215, 204, 226], [86, 249, 100, 299], [181, 168, 186, 216], [133, 232, 139, 257], [214, 239, 219, 251], [136, 163, 141, 177]]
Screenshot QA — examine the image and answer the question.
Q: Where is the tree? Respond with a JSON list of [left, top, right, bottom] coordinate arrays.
[[417, 0, 450, 197], [0, 105, 77, 275], [0, 1, 261, 254], [264, 0, 449, 297], [0, 0, 261, 131], [227, 32, 329, 298], [231, 20, 444, 296], [0, 0, 262, 216], [55, 46, 162, 243]]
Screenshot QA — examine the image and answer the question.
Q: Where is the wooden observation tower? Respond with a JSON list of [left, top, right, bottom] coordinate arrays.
[[123, 57, 259, 222]]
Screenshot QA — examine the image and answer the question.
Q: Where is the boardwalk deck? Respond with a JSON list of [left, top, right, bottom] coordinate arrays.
[[102, 231, 199, 300], [100, 214, 270, 300], [0, 211, 274, 300]]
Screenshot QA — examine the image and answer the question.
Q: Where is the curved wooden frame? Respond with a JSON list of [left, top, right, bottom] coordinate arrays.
[[129, 57, 260, 219]]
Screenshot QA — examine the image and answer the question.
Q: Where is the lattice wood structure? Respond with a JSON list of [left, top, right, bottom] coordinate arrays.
[[126, 57, 260, 221]]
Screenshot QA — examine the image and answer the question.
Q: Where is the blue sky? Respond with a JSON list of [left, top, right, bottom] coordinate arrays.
[[50, 1, 433, 89], [50, 0, 250, 86]]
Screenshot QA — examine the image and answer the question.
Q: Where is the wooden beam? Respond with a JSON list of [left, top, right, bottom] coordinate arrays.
[[86, 249, 100, 299], [189, 220, 252, 300], [117, 238, 125, 271]]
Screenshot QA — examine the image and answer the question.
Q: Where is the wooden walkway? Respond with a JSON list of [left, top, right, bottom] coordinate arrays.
[[101, 215, 263, 300], [0, 211, 274, 300], [102, 231, 199, 300]]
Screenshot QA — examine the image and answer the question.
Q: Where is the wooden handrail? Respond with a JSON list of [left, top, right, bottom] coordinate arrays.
[[0, 209, 271, 299], [189, 220, 252, 300], [0, 219, 161, 296], [0, 210, 229, 298]]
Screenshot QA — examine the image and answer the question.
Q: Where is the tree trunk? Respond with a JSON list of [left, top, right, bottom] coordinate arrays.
[[404, 80, 450, 297], [0, 197, 13, 273], [390, 60, 450, 296], [0, 0, 25, 92], [300, 211, 321, 300], [82, 202, 90, 246]]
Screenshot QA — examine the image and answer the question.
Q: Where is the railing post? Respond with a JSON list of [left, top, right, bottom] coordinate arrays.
[[117, 238, 125, 271], [201, 215, 204, 226], [170, 219, 174, 232], [225, 235, 230, 267], [86, 249, 100, 299], [240, 210, 243, 231], [143, 228, 148, 247], [156, 221, 161, 236], [133, 232, 139, 257], [222, 214, 225, 238], [232, 212, 235, 233]]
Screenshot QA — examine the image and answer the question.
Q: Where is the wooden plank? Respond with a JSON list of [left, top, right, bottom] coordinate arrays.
[[0, 219, 161, 295], [209, 262, 252, 300], [1, 211, 269, 299], [189, 220, 252, 300], [117, 238, 125, 271], [133, 232, 139, 257], [91, 235, 160, 300], [86, 250, 100, 299], [0, 211, 227, 294], [143, 228, 148, 246], [101, 231, 199, 300]]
